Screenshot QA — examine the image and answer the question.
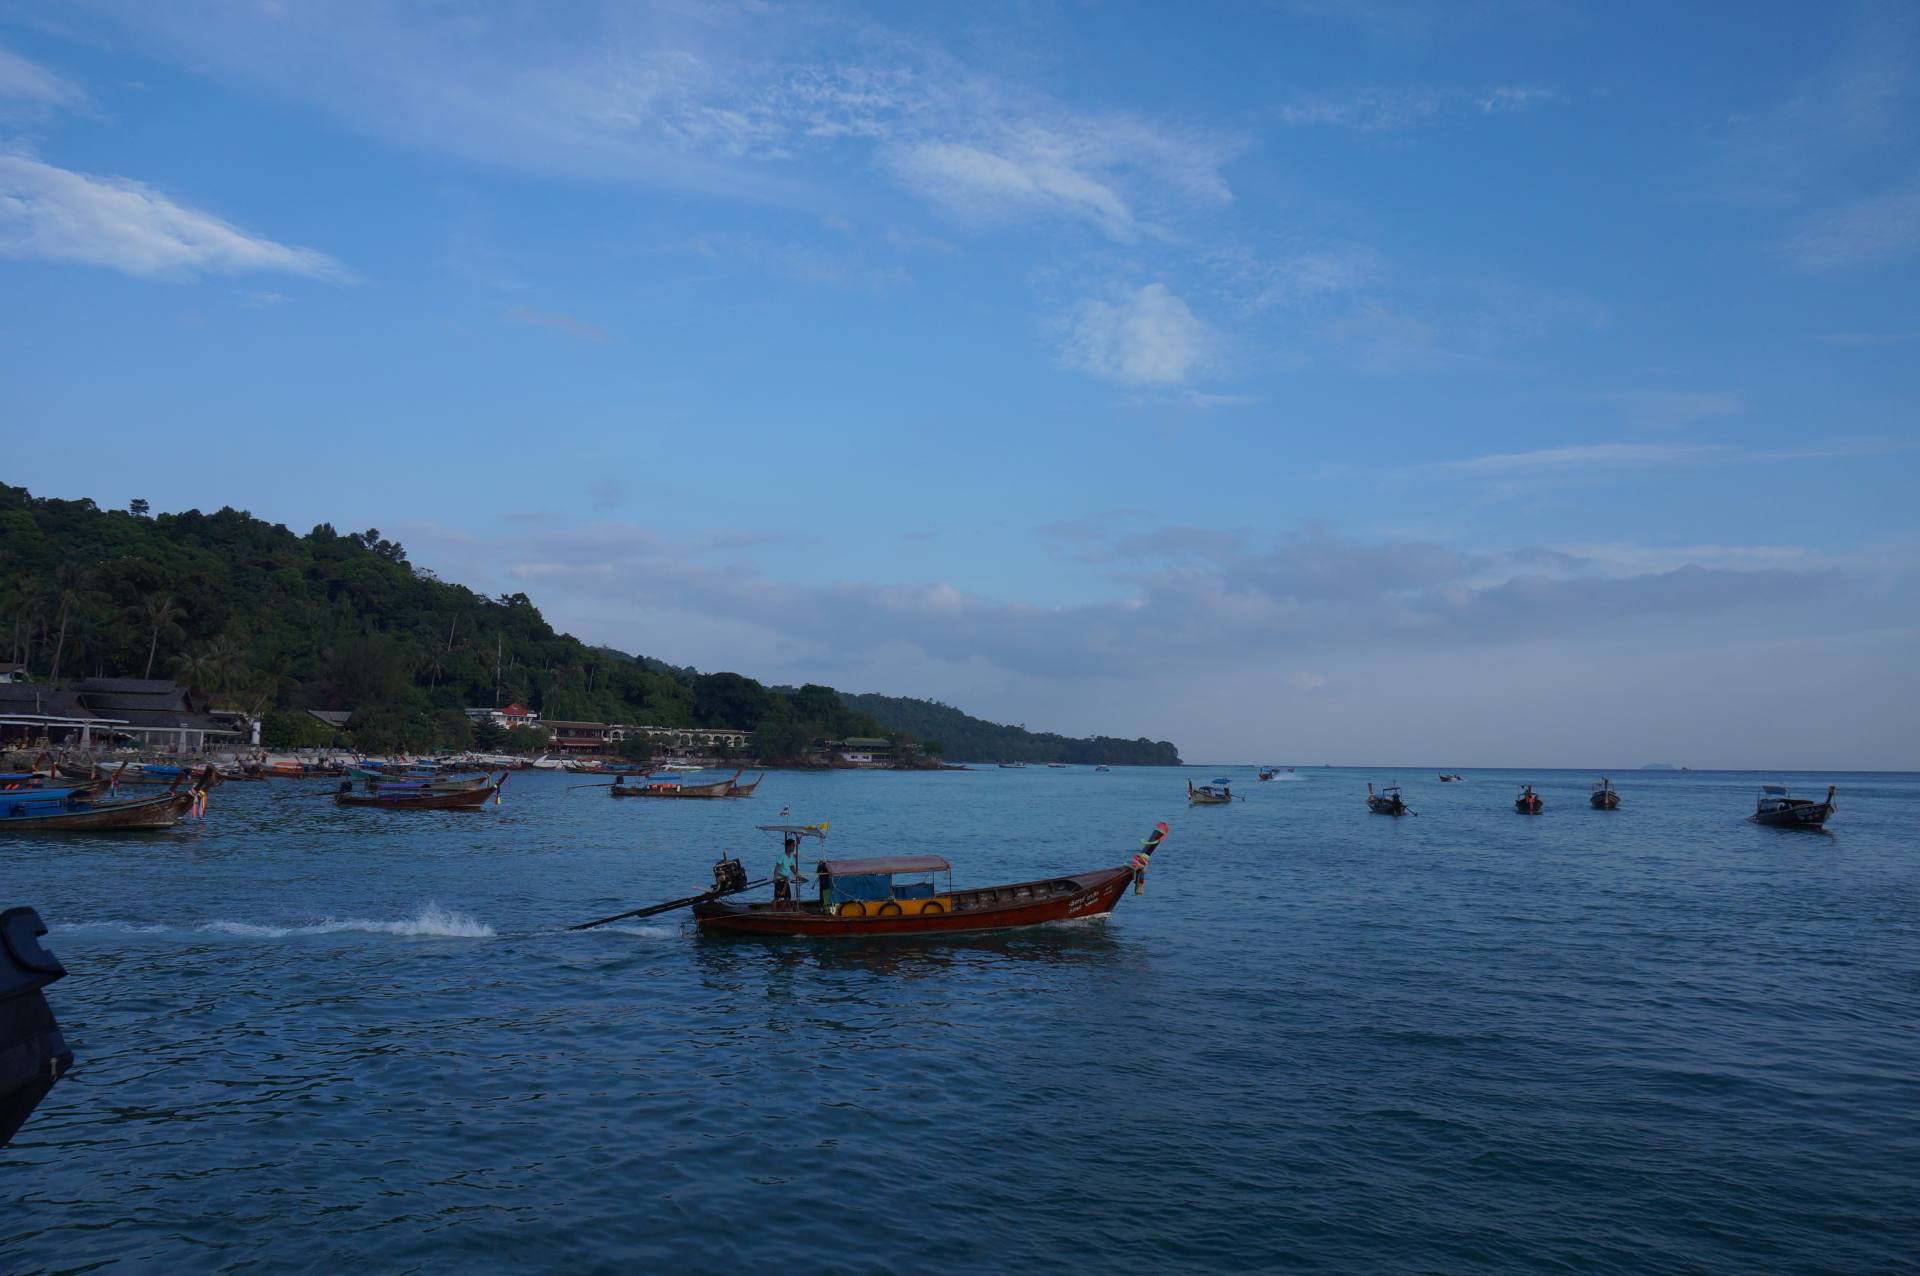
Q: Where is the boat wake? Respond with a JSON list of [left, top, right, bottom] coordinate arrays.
[[56, 903, 496, 940], [588, 923, 680, 940]]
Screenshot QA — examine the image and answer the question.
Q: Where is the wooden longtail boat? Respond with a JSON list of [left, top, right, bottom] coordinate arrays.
[[692, 854, 1136, 938], [1258, 768, 1277, 781], [610, 769, 742, 799], [1187, 778, 1233, 805], [0, 789, 194, 831], [1754, 784, 1836, 829], [1366, 783, 1407, 816], [1590, 778, 1620, 810], [726, 773, 764, 797], [1515, 785, 1543, 814], [332, 776, 501, 809]]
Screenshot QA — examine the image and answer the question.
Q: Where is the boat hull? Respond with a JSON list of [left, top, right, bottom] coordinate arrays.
[[0, 791, 192, 831], [1754, 802, 1834, 829], [335, 784, 497, 809], [1590, 792, 1620, 810], [693, 866, 1134, 938]]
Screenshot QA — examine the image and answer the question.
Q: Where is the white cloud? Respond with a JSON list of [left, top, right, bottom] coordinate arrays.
[[0, 154, 348, 281], [0, 46, 85, 107], [889, 139, 1137, 240], [1060, 283, 1213, 386]]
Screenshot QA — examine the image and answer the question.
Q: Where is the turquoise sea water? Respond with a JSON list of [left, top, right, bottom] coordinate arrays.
[[4, 766, 1917, 1273]]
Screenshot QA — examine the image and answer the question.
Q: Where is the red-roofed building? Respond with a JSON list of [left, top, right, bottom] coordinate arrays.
[[464, 703, 542, 731]]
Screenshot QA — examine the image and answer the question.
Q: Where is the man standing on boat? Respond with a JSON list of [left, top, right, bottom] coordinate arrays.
[[772, 835, 804, 907]]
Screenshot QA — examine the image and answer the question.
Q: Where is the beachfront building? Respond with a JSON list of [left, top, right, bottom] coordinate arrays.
[[0, 678, 245, 752], [542, 720, 611, 753], [823, 737, 896, 767], [0, 662, 24, 684], [607, 724, 753, 760]]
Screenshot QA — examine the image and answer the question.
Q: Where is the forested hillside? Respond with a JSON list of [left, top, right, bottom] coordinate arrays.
[[842, 693, 1182, 766], [0, 485, 887, 756]]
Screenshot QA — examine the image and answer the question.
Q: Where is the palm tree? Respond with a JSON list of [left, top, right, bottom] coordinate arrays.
[[2, 576, 47, 671], [207, 635, 246, 695], [138, 594, 188, 680], [170, 647, 216, 697], [46, 564, 94, 684]]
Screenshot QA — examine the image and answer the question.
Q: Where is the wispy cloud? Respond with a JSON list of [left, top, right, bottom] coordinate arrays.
[[1059, 283, 1214, 386], [506, 307, 608, 342], [677, 230, 909, 293], [72, 5, 1240, 244], [1436, 443, 1731, 474], [1431, 438, 1909, 476], [0, 45, 85, 108], [0, 154, 349, 281], [886, 113, 1239, 242], [1780, 183, 1920, 272], [1602, 389, 1746, 430], [1810, 329, 1920, 346], [1277, 84, 1563, 131]]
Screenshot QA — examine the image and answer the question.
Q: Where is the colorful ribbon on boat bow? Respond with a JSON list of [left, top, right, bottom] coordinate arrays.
[[1133, 821, 1170, 894]]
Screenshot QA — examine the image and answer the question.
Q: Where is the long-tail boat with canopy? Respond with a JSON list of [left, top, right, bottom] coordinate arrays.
[[570, 822, 1172, 939]]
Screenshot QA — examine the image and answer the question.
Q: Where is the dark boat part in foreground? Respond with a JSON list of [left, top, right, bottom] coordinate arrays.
[[1754, 784, 1836, 829], [1, 907, 73, 1149], [1515, 785, 1543, 814]]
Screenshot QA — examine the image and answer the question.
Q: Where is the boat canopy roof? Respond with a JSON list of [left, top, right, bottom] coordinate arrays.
[[759, 824, 828, 838], [819, 854, 949, 876], [1761, 784, 1788, 794]]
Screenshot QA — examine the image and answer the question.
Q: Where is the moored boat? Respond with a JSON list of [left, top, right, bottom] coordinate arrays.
[[333, 775, 502, 809], [1753, 784, 1835, 829], [609, 769, 742, 799], [1365, 783, 1407, 816], [726, 772, 765, 797], [997, 762, 1027, 770], [1590, 778, 1620, 810], [1515, 785, 1543, 814], [1258, 767, 1277, 781], [0, 788, 195, 831], [1438, 773, 1463, 782]]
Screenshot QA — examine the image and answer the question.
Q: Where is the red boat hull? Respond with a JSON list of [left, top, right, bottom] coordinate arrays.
[[693, 866, 1135, 938]]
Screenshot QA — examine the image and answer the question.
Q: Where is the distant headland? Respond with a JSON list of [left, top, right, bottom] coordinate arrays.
[[0, 484, 1184, 768]]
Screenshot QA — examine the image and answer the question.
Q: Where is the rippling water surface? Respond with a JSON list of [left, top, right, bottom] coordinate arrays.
[[4, 766, 1917, 1273]]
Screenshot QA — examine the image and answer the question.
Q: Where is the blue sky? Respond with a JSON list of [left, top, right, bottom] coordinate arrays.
[[2, 1, 1916, 767]]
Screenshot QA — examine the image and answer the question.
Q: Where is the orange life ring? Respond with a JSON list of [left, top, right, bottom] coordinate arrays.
[[877, 902, 903, 917], [919, 901, 946, 916], [838, 900, 867, 917]]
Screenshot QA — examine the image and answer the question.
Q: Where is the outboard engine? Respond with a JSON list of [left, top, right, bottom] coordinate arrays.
[[711, 855, 748, 896], [1, 907, 73, 1149]]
